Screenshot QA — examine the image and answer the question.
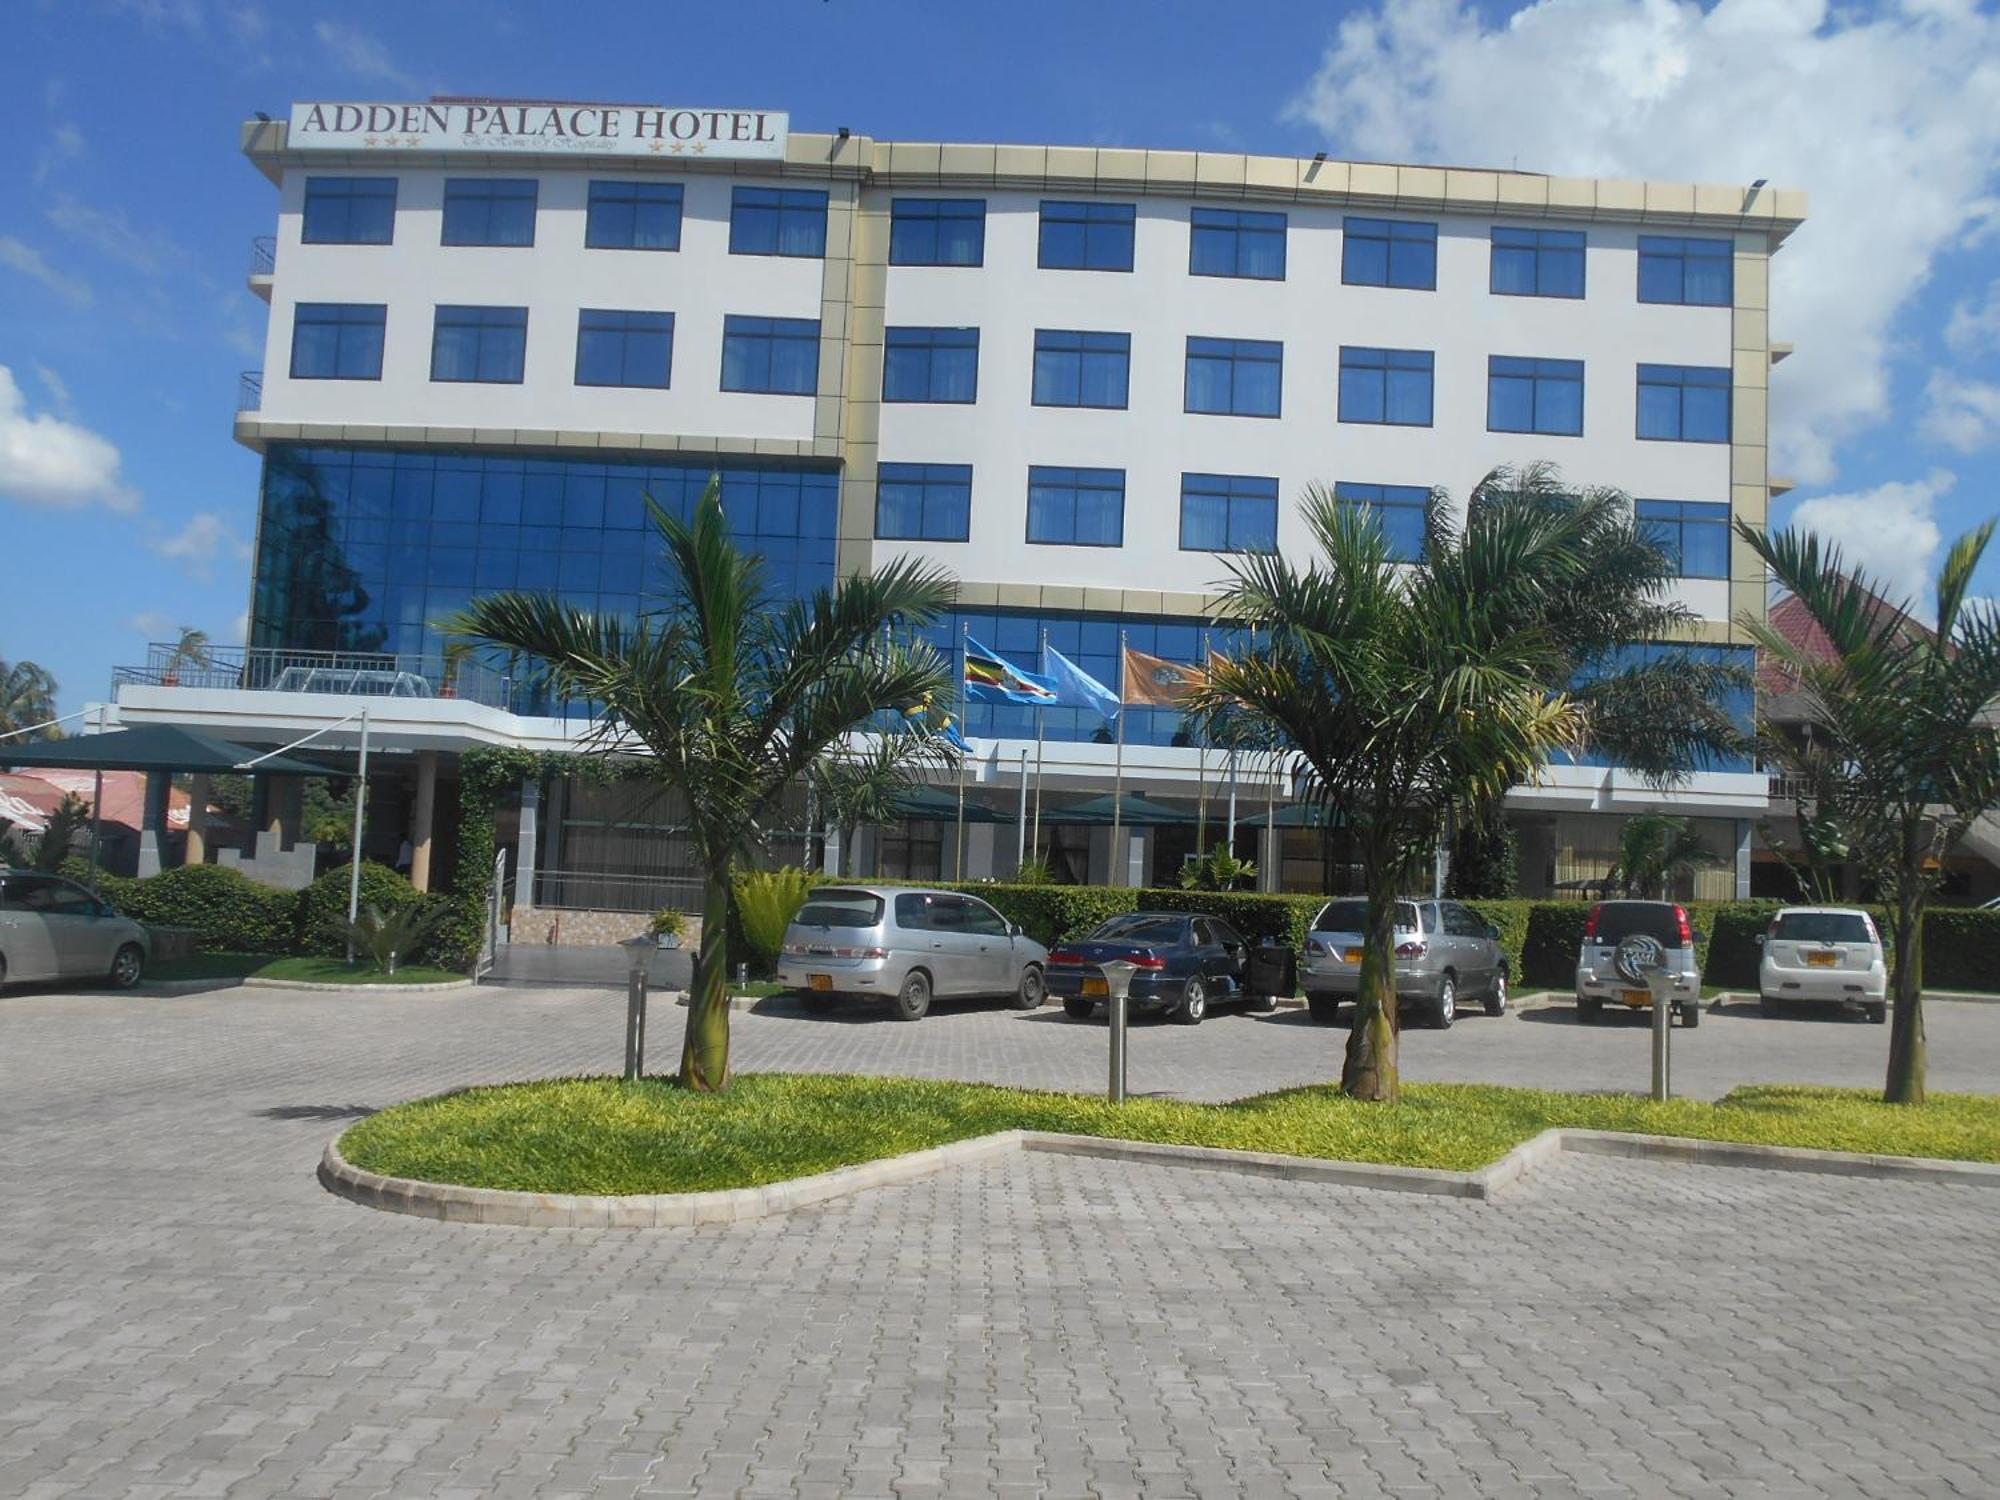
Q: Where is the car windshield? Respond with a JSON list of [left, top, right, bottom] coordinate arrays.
[[791, 890, 884, 928], [1772, 911, 1874, 944], [1089, 915, 1187, 945], [1312, 900, 1418, 933], [1590, 902, 1685, 944]]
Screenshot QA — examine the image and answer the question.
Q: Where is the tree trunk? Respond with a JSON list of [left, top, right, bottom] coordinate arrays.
[[1341, 864, 1401, 1102], [677, 869, 733, 1092], [1884, 884, 1927, 1106]]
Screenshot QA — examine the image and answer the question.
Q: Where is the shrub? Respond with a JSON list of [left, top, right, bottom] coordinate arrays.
[[1465, 898, 1534, 982], [419, 891, 485, 973], [99, 862, 298, 952], [1521, 903, 1593, 989], [299, 862, 422, 958], [731, 867, 816, 972]]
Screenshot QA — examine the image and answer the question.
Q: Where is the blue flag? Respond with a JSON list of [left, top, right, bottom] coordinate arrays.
[[964, 637, 1059, 707], [1045, 645, 1121, 722]]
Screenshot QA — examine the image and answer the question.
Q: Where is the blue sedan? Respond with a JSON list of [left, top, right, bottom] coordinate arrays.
[[1044, 912, 1278, 1025]]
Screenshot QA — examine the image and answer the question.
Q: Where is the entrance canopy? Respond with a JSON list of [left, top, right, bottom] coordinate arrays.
[[1051, 792, 1197, 827], [0, 724, 336, 776], [889, 785, 1011, 824]]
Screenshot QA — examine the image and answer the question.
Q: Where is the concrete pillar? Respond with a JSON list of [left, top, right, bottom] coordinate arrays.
[[1124, 826, 1149, 888], [137, 772, 171, 877], [965, 824, 1000, 881], [1087, 825, 1112, 885], [515, 776, 540, 907], [261, 775, 303, 849], [409, 751, 438, 892], [185, 773, 211, 865], [822, 822, 843, 878], [1735, 818, 1753, 900]]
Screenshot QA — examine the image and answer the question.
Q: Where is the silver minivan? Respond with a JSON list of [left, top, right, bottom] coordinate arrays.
[[0, 870, 150, 990], [1302, 897, 1509, 1029], [777, 885, 1049, 1021]]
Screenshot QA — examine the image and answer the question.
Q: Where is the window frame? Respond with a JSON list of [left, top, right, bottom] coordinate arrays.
[[1490, 225, 1585, 299], [1031, 329, 1131, 410], [1187, 207, 1287, 281], [1332, 481, 1432, 562], [719, 314, 821, 396], [300, 176, 397, 246], [874, 462, 973, 543], [1337, 346, 1435, 427], [1635, 499, 1731, 579], [584, 180, 684, 252], [1636, 363, 1732, 443], [1637, 234, 1733, 306], [573, 308, 675, 390], [439, 178, 539, 248], [1025, 465, 1126, 548], [429, 304, 529, 385], [1178, 472, 1279, 554], [289, 302, 387, 381], [1341, 216, 1438, 291], [1486, 355, 1585, 436], [1183, 336, 1283, 418], [728, 185, 830, 258], [1038, 200, 1137, 272], [888, 197, 987, 267], [881, 326, 980, 404]]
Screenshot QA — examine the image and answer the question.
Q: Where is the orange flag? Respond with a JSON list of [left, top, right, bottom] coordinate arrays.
[[1122, 646, 1207, 707]]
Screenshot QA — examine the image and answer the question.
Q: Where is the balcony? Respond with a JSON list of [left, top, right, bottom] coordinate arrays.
[[238, 370, 262, 412], [248, 235, 275, 299], [114, 644, 530, 712]]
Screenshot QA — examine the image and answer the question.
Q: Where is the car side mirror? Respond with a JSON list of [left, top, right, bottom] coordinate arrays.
[[1754, 933, 1766, 946], [1008, 922, 1022, 938], [1485, 924, 1501, 941]]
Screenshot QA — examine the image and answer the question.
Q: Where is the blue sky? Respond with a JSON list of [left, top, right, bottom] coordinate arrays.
[[4, 0, 1997, 715]]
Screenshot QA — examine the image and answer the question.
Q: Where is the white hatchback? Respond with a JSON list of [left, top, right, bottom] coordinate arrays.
[[1757, 906, 1887, 1023]]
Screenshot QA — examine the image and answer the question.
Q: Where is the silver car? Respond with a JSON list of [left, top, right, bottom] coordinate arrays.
[[1302, 897, 1510, 1030], [777, 885, 1049, 1021], [0, 870, 150, 990], [1575, 900, 1702, 1027]]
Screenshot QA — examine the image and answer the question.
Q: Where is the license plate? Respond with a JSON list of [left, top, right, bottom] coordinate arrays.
[[1082, 977, 1107, 997], [1622, 989, 1651, 1006], [809, 974, 832, 992], [1343, 947, 1364, 963], [1806, 951, 1838, 968]]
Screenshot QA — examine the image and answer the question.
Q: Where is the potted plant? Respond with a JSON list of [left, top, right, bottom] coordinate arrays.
[[648, 908, 687, 950], [439, 640, 474, 699], [160, 625, 211, 687]]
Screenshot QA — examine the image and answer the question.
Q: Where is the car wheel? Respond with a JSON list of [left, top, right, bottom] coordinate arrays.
[[1484, 969, 1508, 1017], [108, 944, 144, 990], [1063, 995, 1095, 1019], [1306, 993, 1341, 1025], [1012, 964, 1046, 1010], [1576, 993, 1602, 1021], [1429, 974, 1456, 1030], [1866, 1001, 1888, 1025], [1175, 976, 1207, 1025], [1759, 992, 1780, 1017], [892, 969, 931, 1022], [1679, 1000, 1701, 1029], [1248, 988, 1279, 1013]]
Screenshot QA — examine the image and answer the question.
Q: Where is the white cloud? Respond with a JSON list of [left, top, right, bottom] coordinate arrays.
[[31, 363, 73, 418], [1921, 372, 2000, 454], [144, 512, 251, 579], [126, 612, 177, 639], [46, 199, 181, 276], [0, 365, 136, 512], [228, 611, 250, 645], [1286, 0, 2000, 488], [0, 235, 92, 306], [314, 20, 423, 94], [1790, 470, 1954, 611], [1946, 280, 2000, 358], [33, 123, 85, 189]]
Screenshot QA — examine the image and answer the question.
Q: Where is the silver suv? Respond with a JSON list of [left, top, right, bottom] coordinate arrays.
[[0, 870, 150, 990], [1574, 900, 1703, 1027], [1302, 897, 1509, 1030], [777, 885, 1049, 1021]]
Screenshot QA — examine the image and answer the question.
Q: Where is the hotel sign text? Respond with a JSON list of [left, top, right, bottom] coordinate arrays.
[[288, 102, 789, 160]]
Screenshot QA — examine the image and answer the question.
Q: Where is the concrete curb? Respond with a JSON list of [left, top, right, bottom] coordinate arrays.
[[136, 977, 249, 997], [318, 1121, 1998, 1229], [243, 976, 476, 994]]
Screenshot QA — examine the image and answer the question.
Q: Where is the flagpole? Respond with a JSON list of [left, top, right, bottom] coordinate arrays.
[[1032, 628, 1047, 865], [1264, 745, 1278, 893], [1015, 747, 1028, 870], [1226, 746, 1239, 850], [956, 623, 968, 880], [1111, 631, 1126, 886]]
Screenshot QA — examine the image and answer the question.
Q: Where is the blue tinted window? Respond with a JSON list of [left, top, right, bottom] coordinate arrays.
[[290, 303, 385, 380], [1334, 481, 1430, 562], [430, 305, 527, 383], [1636, 500, 1730, 579], [1185, 337, 1282, 417], [575, 310, 673, 389], [882, 326, 979, 403], [1180, 473, 1278, 553], [1039, 201, 1137, 271], [1342, 217, 1436, 290], [1491, 226, 1585, 298], [729, 186, 828, 256], [1189, 208, 1286, 280], [1487, 356, 1584, 436], [876, 462, 972, 541], [1338, 347, 1434, 426], [301, 178, 396, 245], [1638, 235, 1732, 305], [1027, 466, 1124, 547], [890, 198, 985, 266], [1637, 364, 1731, 442], [585, 181, 682, 250], [1032, 330, 1130, 408], [441, 179, 537, 246], [721, 315, 820, 395]]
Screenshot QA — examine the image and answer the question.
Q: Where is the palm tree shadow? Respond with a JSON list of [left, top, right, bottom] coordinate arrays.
[[255, 1104, 377, 1121]]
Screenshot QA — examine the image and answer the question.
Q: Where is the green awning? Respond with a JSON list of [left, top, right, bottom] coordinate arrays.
[[1238, 804, 1346, 829], [0, 724, 337, 776], [887, 785, 1013, 824], [1046, 792, 1198, 827]]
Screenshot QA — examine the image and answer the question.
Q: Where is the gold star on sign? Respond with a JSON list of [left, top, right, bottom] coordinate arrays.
[[691, 142, 707, 153], [648, 141, 664, 153], [405, 136, 420, 147], [668, 141, 685, 153], [364, 135, 378, 146]]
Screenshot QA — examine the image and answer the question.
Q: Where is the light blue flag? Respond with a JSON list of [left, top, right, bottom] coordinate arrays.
[[1045, 645, 1121, 722]]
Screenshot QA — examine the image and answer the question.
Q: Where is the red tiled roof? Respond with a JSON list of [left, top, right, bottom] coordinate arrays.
[[1756, 587, 1934, 700]]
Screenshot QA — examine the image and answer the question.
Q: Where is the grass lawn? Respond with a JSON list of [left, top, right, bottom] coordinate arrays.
[[337, 1073, 2000, 1197], [147, 952, 279, 982], [254, 956, 467, 986]]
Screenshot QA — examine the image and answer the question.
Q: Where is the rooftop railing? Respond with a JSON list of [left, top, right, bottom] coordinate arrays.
[[238, 370, 262, 412], [113, 643, 525, 711], [249, 235, 276, 275]]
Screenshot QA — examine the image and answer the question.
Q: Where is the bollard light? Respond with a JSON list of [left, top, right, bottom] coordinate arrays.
[[1644, 966, 1677, 1101], [618, 935, 655, 1082], [1099, 958, 1138, 1104]]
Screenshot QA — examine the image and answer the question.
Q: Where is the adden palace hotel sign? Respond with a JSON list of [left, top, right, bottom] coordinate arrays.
[[289, 100, 790, 160]]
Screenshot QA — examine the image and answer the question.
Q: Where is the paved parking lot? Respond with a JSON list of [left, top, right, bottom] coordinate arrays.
[[2, 983, 1996, 1498]]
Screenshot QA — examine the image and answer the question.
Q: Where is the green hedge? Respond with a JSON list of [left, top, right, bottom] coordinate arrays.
[[298, 862, 425, 957], [93, 862, 299, 953]]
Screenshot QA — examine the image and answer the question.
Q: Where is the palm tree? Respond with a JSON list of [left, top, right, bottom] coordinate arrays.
[[449, 481, 955, 1091], [1188, 488, 1585, 1101], [0, 656, 60, 740], [809, 728, 957, 877], [1740, 519, 2000, 1105], [1445, 465, 1749, 895], [1610, 812, 1724, 899]]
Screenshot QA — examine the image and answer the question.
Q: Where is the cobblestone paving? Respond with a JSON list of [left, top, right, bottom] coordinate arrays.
[[1, 986, 1996, 1498]]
